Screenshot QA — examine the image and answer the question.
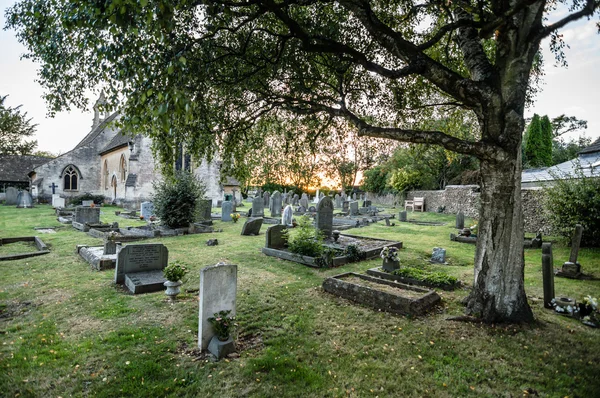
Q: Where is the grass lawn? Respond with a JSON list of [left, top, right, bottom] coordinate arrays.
[[1, 204, 599, 397]]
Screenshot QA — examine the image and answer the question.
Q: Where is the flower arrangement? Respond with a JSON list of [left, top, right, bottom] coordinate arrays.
[[106, 231, 119, 241], [551, 296, 599, 327], [380, 246, 399, 262], [208, 310, 236, 341], [163, 261, 189, 282], [231, 213, 241, 223]]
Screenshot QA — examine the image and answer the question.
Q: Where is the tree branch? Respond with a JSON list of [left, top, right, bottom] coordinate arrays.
[[535, 0, 599, 41]]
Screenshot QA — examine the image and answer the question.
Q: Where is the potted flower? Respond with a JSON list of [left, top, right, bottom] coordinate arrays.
[[230, 213, 241, 223], [163, 261, 188, 301], [380, 246, 400, 272], [579, 295, 598, 327], [207, 310, 236, 359]]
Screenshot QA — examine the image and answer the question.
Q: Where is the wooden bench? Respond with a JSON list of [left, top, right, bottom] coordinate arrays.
[[404, 197, 425, 212]]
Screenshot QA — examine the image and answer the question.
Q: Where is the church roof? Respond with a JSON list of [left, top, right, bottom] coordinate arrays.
[[99, 132, 136, 155], [522, 152, 600, 184], [578, 136, 600, 155], [223, 176, 240, 186], [0, 154, 53, 183], [74, 112, 119, 150]]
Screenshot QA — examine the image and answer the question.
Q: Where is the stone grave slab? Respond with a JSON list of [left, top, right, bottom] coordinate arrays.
[[0, 236, 50, 261], [125, 271, 167, 294], [78, 245, 118, 271], [114, 244, 169, 293]]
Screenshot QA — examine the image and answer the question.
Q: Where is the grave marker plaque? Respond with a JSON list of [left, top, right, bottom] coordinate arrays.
[[114, 243, 169, 284]]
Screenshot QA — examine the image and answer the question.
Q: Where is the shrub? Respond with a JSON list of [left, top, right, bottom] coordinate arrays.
[[69, 192, 106, 206], [345, 244, 366, 262], [287, 216, 324, 257], [544, 166, 600, 247], [152, 170, 207, 228]]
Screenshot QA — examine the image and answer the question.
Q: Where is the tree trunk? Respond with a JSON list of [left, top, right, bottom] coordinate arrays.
[[465, 148, 534, 323]]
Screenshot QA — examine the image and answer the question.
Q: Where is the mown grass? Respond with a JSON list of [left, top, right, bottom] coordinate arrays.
[[0, 204, 599, 397]]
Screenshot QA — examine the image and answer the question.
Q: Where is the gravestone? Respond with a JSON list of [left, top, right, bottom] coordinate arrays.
[[54, 197, 66, 208], [271, 191, 282, 217], [82, 200, 94, 207], [263, 191, 270, 207], [542, 243, 555, 308], [198, 199, 212, 221], [341, 192, 347, 202], [114, 243, 169, 294], [430, 247, 446, 264], [297, 206, 306, 213], [282, 204, 293, 226], [74, 206, 100, 224], [342, 201, 349, 212], [530, 233, 543, 249], [241, 217, 263, 236], [308, 205, 316, 212], [300, 193, 309, 209], [266, 224, 287, 249], [349, 201, 359, 216], [399, 211, 407, 222], [5, 187, 18, 205], [334, 194, 341, 208], [104, 240, 118, 255], [221, 201, 233, 221], [252, 196, 264, 218], [52, 194, 61, 207], [558, 224, 584, 278], [282, 192, 289, 205], [292, 194, 299, 206], [456, 211, 465, 230], [352, 193, 357, 200], [316, 196, 334, 239], [199, 263, 237, 350], [16, 191, 34, 208], [140, 201, 154, 219]]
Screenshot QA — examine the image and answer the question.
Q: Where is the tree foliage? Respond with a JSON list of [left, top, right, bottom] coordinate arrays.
[[0, 95, 37, 155], [152, 171, 207, 228], [523, 114, 553, 168], [7, 0, 600, 322]]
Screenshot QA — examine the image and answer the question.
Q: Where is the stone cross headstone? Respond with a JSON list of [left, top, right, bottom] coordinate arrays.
[[263, 191, 270, 207], [221, 200, 233, 221], [349, 201, 359, 216], [252, 196, 264, 218], [265, 224, 287, 249], [316, 196, 334, 239], [271, 191, 282, 217], [241, 217, 263, 236], [282, 204, 293, 226], [456, 211, 465, 230], [114, 243, 169, 294], [4, 187, 18, 206], [399, 211, 407, 222], [541, 243, 555, 308], [48, 182, 58, 195], [199, 263, 237, 350], [300, 193, 309, 209], [140, 201, 154, 219], [74, 206, 100, 224], [430, 247, 446, 264]]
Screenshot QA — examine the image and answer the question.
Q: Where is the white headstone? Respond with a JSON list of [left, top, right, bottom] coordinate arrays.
[[199, 263, 237, 350], [282, 204, 293, 226]]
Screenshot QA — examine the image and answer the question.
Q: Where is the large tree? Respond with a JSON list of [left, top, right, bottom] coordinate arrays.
[[7, 0, 599, 322], [0, 95, 37, 155]]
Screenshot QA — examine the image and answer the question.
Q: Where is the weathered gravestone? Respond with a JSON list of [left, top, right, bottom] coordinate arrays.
[[316, 196, 334, 239], [557, 224, 584, 278], [430, 247, 446, 264], [104, 240, 118, 255], [221, 201, 233, 221], [308, 205, 316, 212], [271, 191, 282, 217], [342, 201, 349, 212], [252, 197, 264, 218], [334, 194, 341, 208], [352, 192, 357, 200], [74, 206, 100, 224], [456, 211, 465, 230], [82, 200, 94, 207], [300, 193, 309, 209], [197, 199, 212, 221], [16, 191, 34, 208], [140, 201, 154, 219], [266, 224, 287, 249], [399, 211, 407, 222], [263, 191, 270, 207], [292, 194, 299, 206], [282, 204, 293, 226], [542, 243, 555, 308], [362, 200, 372, 208], [114, 243, 169, 294], [241, 217, 263, 236], [349, 201, 359, 216], [199, 263, 237, 350], [5, 187, 18, 206]]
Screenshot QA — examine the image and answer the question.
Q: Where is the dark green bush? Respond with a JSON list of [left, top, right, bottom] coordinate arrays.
[[344, 244, 366, 262], [287, 216, 324, 257], [69, 192, 106, 205], [544, 166, 600, 247], [152, 170, 207, 228]]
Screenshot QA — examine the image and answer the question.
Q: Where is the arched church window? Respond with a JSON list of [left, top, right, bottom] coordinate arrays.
[[119, 155, 127, 182], [63, 165, 79, 191]]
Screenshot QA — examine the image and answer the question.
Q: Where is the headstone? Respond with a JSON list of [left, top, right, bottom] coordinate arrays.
[[308, 205, 316, 212], [531, 233, 543, 249], [297, 206, 306, 213], [52, 194, 61, 207], [114, 243, 169, 293], [140, 201, 154, 219], [316, 196, 334, 239], [341, 192, 347, 202], [352, 192, 357, 200], [252, 196, 264, 218], [568, 224, 583, 264], [349, 201, 359, 216], [82, 200, 94, 207], [385, 217, 390, 226], [292, 194, 299, 206], [54, 197, 66, 208], [300, 193, 309, 209], [430, 247, 446, 264], [282, 205, 293, 226], [104, 240, 117, 255], [265, 224, 287, 249], [456, 211, 465, 230], [342, 201, 349, 212], [74, 206, 100, 224], [221, 201, 233, 221], [199, 263, 237, 350], [263, 191, 270, 207], [5, 187, 18, 205], [362, 200, 372, 208], [282, 192, 289, 205], [360, 194, 365, 201], [16, 191, 34, 208], [271, 191, 282, 217], [241, 217, 263, 236], [334, 194, 341, 208], [541, 243, 555, 309], [399, 211, 407, 222], [198, 199, 212, 221]]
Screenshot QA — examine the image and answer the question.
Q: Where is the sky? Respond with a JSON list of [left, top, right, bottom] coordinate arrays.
[[0, 0, 599, 155]]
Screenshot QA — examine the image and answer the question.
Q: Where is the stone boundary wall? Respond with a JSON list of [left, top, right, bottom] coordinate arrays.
[[369, 185, 553, 234]]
